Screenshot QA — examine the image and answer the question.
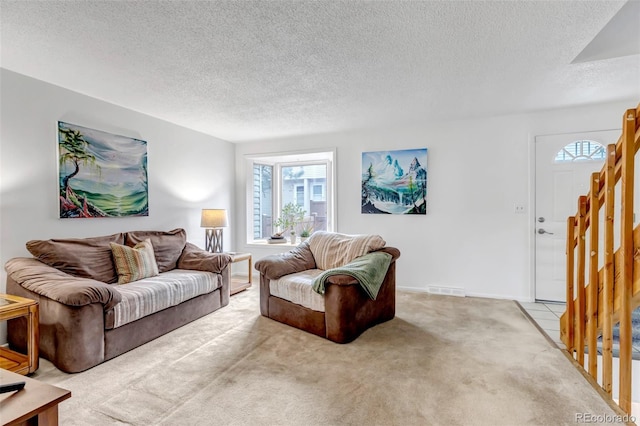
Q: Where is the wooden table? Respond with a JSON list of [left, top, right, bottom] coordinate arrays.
[[0, 368, 71, 426], [227, 252, 252, 295], [0, 295, 39, 375]]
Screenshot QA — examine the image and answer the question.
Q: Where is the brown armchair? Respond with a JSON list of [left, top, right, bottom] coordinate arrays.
[[255, 232, 400, 343]]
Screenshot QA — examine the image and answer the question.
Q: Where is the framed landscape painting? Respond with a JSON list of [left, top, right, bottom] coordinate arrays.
[[361, 148, 427, 214], [58, 121, 148, 218]]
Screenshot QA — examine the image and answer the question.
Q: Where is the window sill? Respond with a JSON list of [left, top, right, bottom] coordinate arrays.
[[246, 240, 307, 248]]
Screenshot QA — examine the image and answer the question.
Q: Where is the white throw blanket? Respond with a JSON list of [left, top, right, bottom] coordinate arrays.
[[308, 231, 385, 270]]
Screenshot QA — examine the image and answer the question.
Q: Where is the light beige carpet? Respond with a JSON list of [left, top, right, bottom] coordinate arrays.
[[32, 284, 621, 426]]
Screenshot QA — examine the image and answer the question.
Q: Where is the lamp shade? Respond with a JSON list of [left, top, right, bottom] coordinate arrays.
[[201, 209, 228, 228]]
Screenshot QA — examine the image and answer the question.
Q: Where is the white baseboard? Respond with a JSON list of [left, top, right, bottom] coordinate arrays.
[[396, 286, 532, 303], [396, 286, 429, 293], [466, 291, 530, 302]]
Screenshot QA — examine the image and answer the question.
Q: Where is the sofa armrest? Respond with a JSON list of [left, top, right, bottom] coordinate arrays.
[[5, 257, 121, 310], [254, 241, 317, 280], [177, 243, 232, 273]]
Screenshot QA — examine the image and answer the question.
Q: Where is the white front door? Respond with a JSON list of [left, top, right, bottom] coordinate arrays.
[[534, 130, 619, 302]]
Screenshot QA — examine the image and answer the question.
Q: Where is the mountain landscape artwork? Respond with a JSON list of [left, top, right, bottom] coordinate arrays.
[[58, 121, 148, 218], [361, 148, 427, 215]]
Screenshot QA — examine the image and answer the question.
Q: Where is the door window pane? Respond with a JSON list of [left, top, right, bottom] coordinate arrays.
[[554, 140, 606, 163]]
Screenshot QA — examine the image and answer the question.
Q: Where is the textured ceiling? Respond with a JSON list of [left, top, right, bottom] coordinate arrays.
[[1, 1, 639, 142]]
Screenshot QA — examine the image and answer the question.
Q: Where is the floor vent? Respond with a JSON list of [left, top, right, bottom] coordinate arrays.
[[427, 286, 466, 297]]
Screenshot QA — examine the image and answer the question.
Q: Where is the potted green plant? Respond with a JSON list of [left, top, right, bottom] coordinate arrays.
[[299, 223, 313, 242], [273, 202, 306, 244]]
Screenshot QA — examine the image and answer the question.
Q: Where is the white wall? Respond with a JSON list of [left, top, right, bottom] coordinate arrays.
[[1, 67, 636, 332], [235, 99, 637, 301], [0, 69, 235, 340]]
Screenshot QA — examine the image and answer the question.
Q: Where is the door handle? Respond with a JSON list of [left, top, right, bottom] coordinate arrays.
[[537, 229, 554, 235]]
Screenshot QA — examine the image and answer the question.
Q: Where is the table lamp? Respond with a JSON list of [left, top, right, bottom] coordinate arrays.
[[201, 209, 228, 253]]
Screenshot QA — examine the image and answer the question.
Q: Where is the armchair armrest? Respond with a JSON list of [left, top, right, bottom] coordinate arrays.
[[177, 243, 232, 273], [323, 274, 359, 286], [254, 241, 316, 280], [5, 257, 122, 310], [374, 246, 401, 261]]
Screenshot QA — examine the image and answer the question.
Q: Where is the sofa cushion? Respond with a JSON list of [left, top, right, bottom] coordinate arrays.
[[26, 233, 125, 284], [270, 269, 325, 312], [308, 231, 386, 270], [110, 239, 160, 284], [125, 228, 186, 273], [177, 243, 233, 273], [106, 269, 222, 329]]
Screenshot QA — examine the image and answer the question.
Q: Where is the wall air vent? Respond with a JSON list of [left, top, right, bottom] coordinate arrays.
[[427, 286, 466, 297]]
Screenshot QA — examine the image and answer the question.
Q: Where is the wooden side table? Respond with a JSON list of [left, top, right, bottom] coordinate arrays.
[[227, 252, 252, 295], [0, 294, 39, 375]]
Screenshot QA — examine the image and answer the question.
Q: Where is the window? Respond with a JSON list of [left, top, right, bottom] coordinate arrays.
[[554, 140, 606, 163], [247, 150, 335, 242], [312, 184, 324, 200], [252, 164, 273, 239], [294, 185, 304, 206]]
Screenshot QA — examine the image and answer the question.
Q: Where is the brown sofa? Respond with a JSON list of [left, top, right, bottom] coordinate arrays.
[[255, 232, 400, 343], [4, 229, 231, 373]]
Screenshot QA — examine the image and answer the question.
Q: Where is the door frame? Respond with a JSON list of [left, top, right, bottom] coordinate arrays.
[[528, 128, 620, 303], [528, 132, 536, 303]]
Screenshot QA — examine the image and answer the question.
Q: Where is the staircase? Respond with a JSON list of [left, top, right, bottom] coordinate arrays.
[[560, 104, 640, 415]]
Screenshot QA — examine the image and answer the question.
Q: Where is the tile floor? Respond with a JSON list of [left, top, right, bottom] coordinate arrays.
[[519, 301, 567, 349], [519, 301, 640, 358]]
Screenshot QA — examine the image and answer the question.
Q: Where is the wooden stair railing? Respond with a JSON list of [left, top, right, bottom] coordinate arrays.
[[560, 103, 640, 415]]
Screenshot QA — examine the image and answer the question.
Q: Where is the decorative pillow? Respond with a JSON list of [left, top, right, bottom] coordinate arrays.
[[110, 239, 159, 284], [125, 228, 186, 273], [308, 231, 386, 270], [26, 233, 125, 283]]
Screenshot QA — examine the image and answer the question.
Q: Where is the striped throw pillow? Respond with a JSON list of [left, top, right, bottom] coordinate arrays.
[[110, 239, 159, 284], [308, 231, 386, 270]]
